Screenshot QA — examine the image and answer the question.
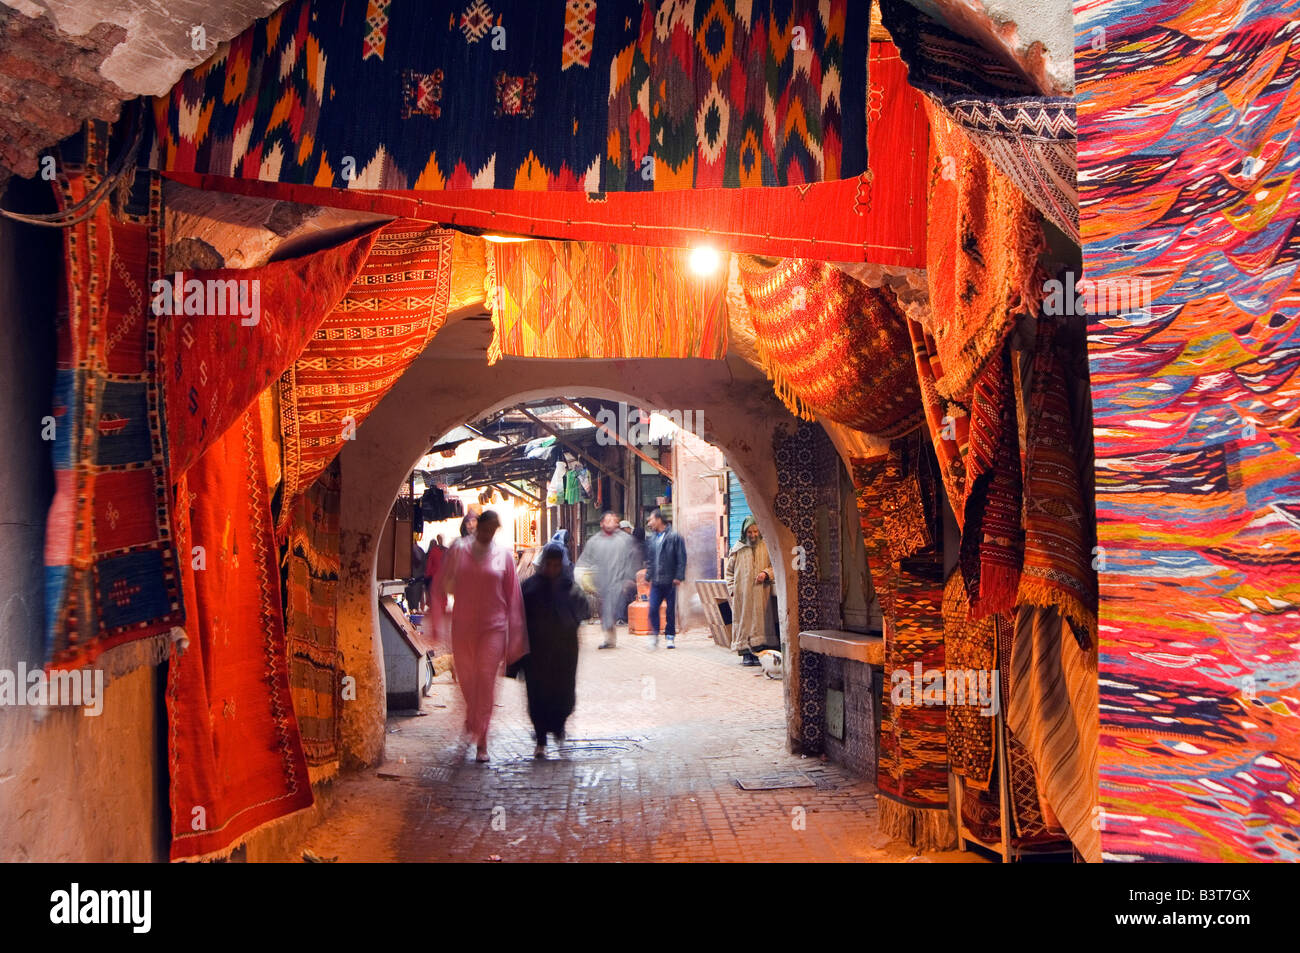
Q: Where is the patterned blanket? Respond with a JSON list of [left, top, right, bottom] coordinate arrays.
[[489, 240, 727, 361], [1079, 0, 1300, 862], [154, 0, 866, 194], [277, 220, 454, 521], [168, 403, 312, 861], [45, 133, 183, 674], [738, 257, 922, 438]]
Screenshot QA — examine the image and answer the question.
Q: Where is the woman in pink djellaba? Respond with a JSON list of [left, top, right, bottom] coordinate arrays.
[[429, 509, 527, 762]]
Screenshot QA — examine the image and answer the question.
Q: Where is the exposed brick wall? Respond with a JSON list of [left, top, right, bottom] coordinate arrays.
[[0, 8, 126, 180]]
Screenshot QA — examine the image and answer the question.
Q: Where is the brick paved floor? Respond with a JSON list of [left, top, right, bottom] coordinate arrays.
[[284, 624, 985, 863]]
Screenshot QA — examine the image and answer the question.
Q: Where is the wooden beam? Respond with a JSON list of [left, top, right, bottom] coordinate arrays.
[[512, 405, 628, 488], [556, 397, 673, 480], [493, 481, 542, 505]]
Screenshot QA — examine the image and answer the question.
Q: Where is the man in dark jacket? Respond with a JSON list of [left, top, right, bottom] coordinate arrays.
[[645, 508, 687, 649]]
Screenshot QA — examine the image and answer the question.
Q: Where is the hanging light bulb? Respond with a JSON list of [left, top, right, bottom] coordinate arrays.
[[689, 244, 721, 276]]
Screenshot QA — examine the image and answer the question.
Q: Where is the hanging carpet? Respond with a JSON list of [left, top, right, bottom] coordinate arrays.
[[738, 257, 922, 438], [941, 568, 995, 791], [488, 240, 727, 361], [907, 317, 969, 515], [45, 134, 183, 674], [283, 458, 343, 780], [850, 446, 952, 850], [159, 229, 379, 478], [1017, 317, 1098, 644], [1079, 0, 1300, 862], [158, 15, 928, 267], [925, 105, 1044, 402], [959, 346, 1023, 619], [168, 403, 312, 862], [278, 220, 454, 522], [879, 0, 1077, 241], [154, 0, 865, 193]]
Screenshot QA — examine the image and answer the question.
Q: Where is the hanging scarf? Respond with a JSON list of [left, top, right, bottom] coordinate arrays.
[[960, 346, 1023, 617], [1017, 319, 1098, 645]]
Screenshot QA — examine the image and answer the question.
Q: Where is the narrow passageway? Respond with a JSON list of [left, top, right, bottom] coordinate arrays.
[[285, 625, 979, 863]]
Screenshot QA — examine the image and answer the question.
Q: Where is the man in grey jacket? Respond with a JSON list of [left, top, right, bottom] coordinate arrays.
[[645, 508, 687, 649], [576, 512, 638, 649]]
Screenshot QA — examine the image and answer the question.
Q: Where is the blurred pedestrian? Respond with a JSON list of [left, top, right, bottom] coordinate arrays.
[[576, 511, 638, 648], [429, 510, 526, 763], [516, 542, 587, 757]]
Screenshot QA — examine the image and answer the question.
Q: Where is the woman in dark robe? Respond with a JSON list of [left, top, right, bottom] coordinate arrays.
[[517, 541, 587, 758]]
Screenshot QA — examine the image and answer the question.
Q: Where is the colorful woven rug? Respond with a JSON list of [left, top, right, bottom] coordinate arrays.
[[1079, 0, 1300, 862], [488, 240, 727, 361], [942, 568, 995, 791], [1018, 318, 1097, 644], [959, 347, 1022, 618], [879, 0, 1077, 241], [45, 136, 183, 674], [850, 446, 952, 849], [159, 230, 378, 478], [154, 0, 866, 193], [925, 104, 1043, 402], [738, 257, 922, 438], [907, 317, 969, 515], [168, 404, 312, 861], [278, 220, 453, 521], [283, 458, 342, 780]]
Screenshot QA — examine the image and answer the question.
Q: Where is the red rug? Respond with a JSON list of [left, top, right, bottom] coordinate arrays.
[[168, 404, 311, 861], [739, 257, 922, 438], [159, 230, 377, 478], [278, 220, 453, 521]]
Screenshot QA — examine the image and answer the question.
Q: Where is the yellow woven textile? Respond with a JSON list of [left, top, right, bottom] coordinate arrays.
[[488, 241, 727, 362]]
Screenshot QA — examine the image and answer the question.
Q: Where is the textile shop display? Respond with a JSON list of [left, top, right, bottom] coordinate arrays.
[[160, 25, 928, 266], [958, 347, 1022, 618], [907, 317, 968, 513], [850, 447, 952, 849], [925, 106, 1043, 401], [1017, 318, 1097, 644], [1007, 604, 1100, 862], [154, 0, 865, 193], [45, 138, 183, 673], [283, 459, 343, 780], [159, 230, 378, 478], [1078, 0, 1300, 862], [278, 220, 454, 521], [488, 241, 727, 362], [738, 256, 922, 438], [879, 0, 1077, 241], [942, 568, 995, 791], [168, 406, 312, 861]]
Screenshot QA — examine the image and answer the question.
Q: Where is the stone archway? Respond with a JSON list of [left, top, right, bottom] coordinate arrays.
[[329, 346, 834, 769]]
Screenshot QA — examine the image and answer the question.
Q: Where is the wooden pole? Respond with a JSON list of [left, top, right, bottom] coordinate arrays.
[[555, 397, 673, 480]]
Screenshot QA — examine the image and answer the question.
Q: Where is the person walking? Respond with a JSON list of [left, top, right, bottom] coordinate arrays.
[[576, 511, 638, 648], [428, 510, 526, 763], [516, 542, 587, 757], [645, 508, 687, 649], [725, 516, 777, 666]]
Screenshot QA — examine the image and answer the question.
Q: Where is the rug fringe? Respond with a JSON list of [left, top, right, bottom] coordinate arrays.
[[878, 795, 957, 851], [1016, 577, 1097, 645], [172, 800, 318, 863]]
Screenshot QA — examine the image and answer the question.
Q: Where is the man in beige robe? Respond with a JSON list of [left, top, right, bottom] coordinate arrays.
[[725, 517, 776, 665]]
